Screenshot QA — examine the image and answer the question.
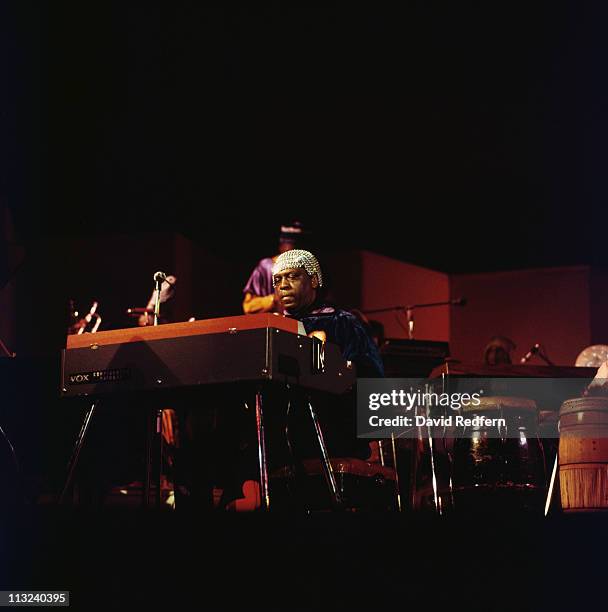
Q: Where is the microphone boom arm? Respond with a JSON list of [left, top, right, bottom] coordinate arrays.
[[362, 299, 466, 340], [363, 298, 466, 315]]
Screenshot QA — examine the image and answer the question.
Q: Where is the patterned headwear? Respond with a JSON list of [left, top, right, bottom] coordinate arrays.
[[272, 249, 323, 287]]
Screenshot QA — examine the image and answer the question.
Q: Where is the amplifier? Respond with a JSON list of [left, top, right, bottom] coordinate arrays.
[[380, 339, 450, 377]]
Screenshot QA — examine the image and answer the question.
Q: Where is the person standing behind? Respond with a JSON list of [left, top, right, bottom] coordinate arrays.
[[242, 221, 305, 314]]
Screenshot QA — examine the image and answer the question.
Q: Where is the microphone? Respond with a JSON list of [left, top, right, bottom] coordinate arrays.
[[152, 271, 167, 326], [520, 343, 541, 364], [127, 307, 155, 316]]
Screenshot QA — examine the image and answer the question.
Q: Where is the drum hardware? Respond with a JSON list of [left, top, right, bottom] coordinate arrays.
[[390, 433, 402, 511], [374, 436, 404, 511], [427, 428, 441, 514], [412, 385, 447, 514], [371, 437, 405, 512], [544, 453, 559, 516], [68, 300, 102, 335]]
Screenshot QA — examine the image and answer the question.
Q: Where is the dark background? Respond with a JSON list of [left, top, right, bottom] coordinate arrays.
[[1, 6, 607, 607], [3, 0, 608, 276]]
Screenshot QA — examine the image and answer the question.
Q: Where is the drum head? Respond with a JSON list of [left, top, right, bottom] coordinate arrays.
[[575, 345, 608, 367], [560, 396, 608, 416], [461, 396, 537, 413]]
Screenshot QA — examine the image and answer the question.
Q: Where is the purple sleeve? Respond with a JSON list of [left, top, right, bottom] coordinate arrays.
[[243, 258, 275, 296]]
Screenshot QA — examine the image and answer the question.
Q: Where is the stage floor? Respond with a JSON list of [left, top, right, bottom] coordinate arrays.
[[1, 507, 605, 611]]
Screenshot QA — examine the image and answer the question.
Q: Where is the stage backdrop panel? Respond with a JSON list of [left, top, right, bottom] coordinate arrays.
[[323, 250, 450, 342], [449, 266, 591, 366]]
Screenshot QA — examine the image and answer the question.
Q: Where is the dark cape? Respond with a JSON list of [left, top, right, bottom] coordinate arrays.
[[290, 301, 385, 378]]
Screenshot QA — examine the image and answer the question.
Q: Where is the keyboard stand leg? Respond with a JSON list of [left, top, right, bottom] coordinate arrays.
[[307, 401, 343, 509], [144, 408, 164, 509], [59, 400, 97, 505], [156, 409, 164, 510], [255, 390, 270, 511], [144, 409, 151, 508]]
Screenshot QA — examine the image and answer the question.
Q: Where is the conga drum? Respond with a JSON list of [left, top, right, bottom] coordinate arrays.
[[559, 397, 608, 511], [450, 396, 546, 513]]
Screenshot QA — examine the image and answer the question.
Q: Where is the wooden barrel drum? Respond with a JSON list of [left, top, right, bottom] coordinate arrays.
[[559, 397, 608, 511]]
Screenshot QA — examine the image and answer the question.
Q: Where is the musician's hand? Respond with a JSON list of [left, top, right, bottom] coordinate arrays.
[[307, 330, 327, 344], [138, 313, 152, 327]]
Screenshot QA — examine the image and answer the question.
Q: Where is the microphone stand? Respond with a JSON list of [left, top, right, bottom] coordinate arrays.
[[150, 272, 166, 507], [537, 349, 554, 366], [520, 343, 555, 366], [153, 278, 162, 327], [405, 308, 414, 340], [364, 299, 462, 340]]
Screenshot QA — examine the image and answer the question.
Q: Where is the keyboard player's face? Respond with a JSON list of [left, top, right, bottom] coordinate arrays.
[[273, 267, 318, 314]]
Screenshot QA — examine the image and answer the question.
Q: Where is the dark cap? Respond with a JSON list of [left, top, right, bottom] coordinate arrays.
[[279, 221, 305, 243]]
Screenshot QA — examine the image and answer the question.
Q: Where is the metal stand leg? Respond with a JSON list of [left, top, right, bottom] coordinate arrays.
[[544, 453, 559, 517], [144, 408, 164, 509], [156, 409, 164, 509], [144, 409, 151, 508], [255, 391, 270, 511], [307, 401, 343, 509], [60, 401, 97, 504], [390, 434, 403, 512], [427, 432, 441, 515]]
